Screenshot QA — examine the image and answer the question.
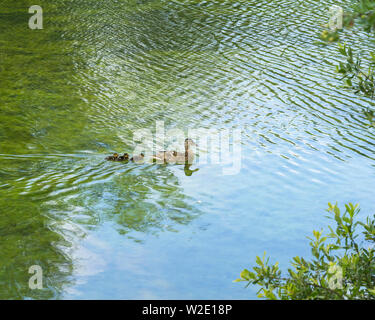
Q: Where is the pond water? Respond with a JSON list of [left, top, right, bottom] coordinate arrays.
[[1, 0, 375, 299]]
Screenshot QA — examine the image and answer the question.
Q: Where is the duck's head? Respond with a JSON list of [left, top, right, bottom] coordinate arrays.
[[185, 138, 197, 150], [123, 153, 129, 160]]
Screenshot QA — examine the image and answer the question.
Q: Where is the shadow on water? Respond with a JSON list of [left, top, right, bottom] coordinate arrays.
[[0, 194, 73, 299], [0, 0, 206, 299], [0, 155, 201, 299]]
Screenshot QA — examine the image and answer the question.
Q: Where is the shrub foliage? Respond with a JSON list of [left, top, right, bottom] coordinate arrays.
[[235, 203, 375, 299]]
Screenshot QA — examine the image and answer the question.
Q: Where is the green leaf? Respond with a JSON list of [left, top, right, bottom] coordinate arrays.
[[240, 269, 251, 280]]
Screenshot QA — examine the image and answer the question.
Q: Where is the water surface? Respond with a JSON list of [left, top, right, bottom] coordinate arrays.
[[1, 0, 375, 299]]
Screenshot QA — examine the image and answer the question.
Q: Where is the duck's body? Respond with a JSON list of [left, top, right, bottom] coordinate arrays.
[[151, 139, 196, 164], [152, 150, 177, 163]]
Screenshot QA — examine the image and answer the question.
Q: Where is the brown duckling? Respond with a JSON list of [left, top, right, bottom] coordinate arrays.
[[105, 153, 119, 161], [117, 153, 129, 161], [105, 153, 129, 161]]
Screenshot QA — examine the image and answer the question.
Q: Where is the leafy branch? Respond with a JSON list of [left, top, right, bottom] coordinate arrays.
[[235, 203, 375, 300]]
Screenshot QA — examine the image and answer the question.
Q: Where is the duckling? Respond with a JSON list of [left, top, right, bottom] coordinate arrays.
[[130, 153, 145, 164], [105, 153, 129, 161], [105, 153, 119, 161], [117, 153, 129, 161]]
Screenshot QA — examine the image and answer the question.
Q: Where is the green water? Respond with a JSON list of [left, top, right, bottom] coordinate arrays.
[[1, 0, 375, 299]]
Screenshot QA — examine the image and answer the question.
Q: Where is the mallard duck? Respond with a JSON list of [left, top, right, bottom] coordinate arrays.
[[130, 153, 145, 163], [152, 138, 197, 164], [105, 153, 129, 161]]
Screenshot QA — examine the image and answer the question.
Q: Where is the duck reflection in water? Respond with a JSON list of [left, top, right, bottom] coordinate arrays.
[[184, 163, 199, 176]]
